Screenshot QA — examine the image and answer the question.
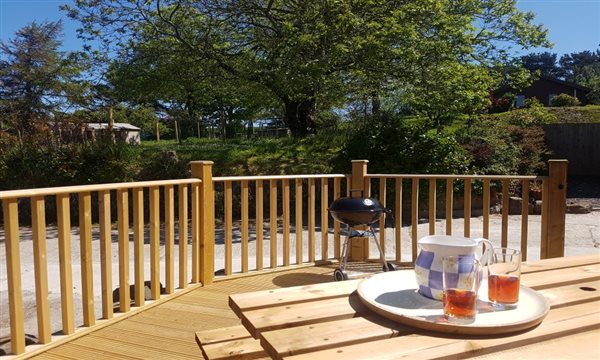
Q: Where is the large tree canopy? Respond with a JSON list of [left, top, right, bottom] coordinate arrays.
[[64, 0, 549, 136]]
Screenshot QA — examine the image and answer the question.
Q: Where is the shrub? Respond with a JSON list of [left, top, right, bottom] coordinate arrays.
[[505, 99, 556, 126], [551, 93, 580, 107], [489, 92, 515, 113], [458, 116, 549, 175], [338, 113, 470, 175]]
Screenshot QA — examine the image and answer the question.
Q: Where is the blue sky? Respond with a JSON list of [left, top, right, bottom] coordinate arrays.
[[1, 0, 599, 57]]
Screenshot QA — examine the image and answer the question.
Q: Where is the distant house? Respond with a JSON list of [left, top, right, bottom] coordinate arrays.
[[493, 75, 591, 107], [85, 122, 141, 144]]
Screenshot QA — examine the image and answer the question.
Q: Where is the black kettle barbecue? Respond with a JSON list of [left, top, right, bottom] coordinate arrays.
[[328, 197, 395, 280]]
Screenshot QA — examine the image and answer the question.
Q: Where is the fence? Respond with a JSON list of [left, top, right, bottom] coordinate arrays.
[[0, 159, 567, 355], [543, 123, 600, 176]]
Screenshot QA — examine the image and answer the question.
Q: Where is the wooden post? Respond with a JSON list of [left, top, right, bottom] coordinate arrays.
[[190, 161, 215, 285], [349, 160, 369, 261], [540, 160, 568, 259]]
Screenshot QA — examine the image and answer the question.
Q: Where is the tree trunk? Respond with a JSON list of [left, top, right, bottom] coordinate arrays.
[[156, 120, 161, 141], [108, 107, 114, 129], [220, 109, 226, 139], [246, 119, 254, 138], [283, 97, 317, 137], [371, 92, 381, 115], [108, 106, 115, 143], [174, 119, 180, 143]]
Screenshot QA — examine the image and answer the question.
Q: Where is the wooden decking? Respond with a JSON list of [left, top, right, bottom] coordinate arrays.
[[28, 266, 335, 360]]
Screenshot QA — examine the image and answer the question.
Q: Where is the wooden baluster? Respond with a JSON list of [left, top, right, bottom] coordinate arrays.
[[411, 178, 419, 261], [295, 179, 304, 264], [395, 178, 402, 262], [256, 180, 264, 270], [57, 194, 75, 333], [31, 196, 51, 342], [483, 179, 491, 239], [149, 186, 160, 299], [378, 177, 387, 255], [501, 179, 510, 248], [464, 178, 472, 237], [429, 179, 436, 235], [178, 184, 188, 288], [333, 177, 341, 259], [241, 180, 249, 273], [225, 181, 233, 275], [308, 178, 316, 263], [521, 179, 530, 261], [117, 189, 130, 312], [321, 177, 329, 261], [270, 179, 278, 268], [165, 185, 175, 293], [98, 190, 113, 319], [79, 192, 95, 325], [283, 179, 291, 266], [191, 182, 200, 283], [445, 178, 453, 235], [133, 188, 144, 306], [3, 198, 25, 354], [346, 175, 352, 197], [364, 176, 371, 197]]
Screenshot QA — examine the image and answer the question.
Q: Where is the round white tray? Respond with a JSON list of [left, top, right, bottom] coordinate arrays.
[[357, 270, 550, 335]]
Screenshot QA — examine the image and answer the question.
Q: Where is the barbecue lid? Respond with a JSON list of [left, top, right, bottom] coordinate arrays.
[[329, 197, 384, 212]]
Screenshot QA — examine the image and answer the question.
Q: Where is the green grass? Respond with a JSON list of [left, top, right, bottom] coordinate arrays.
[[546, 105, 600, 123], [140, 134, 346, 176]]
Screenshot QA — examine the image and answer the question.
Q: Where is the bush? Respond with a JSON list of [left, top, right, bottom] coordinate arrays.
[[489, 92, 515, 113], [458, 116, 549, 175], [551, 93, 580, 107], [338, 113, 470, 174], [505, 99, 556, 126]]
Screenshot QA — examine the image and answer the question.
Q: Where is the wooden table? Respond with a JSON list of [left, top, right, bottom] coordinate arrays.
[[197, 254, 600, 359]]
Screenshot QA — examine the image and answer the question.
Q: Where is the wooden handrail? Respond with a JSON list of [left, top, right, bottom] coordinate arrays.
[[0, 178, 201, 199], [366, 174, 544, 180], [213, 174, 345, 182]]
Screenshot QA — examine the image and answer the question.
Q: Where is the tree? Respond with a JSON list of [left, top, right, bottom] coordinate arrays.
[[107, 38, 275, 140], [64, 0, 549, 136], [559, 50, 600, 104], [0, 21, 89, 138], [520, 52, 562, 78]]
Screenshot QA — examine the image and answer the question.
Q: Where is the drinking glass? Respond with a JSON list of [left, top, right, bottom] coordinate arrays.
[[442, 256, 480, 324], [488, 248, 521, 309]]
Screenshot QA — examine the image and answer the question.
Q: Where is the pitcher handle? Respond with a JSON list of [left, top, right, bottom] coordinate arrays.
[[473, 238, 494, 266]]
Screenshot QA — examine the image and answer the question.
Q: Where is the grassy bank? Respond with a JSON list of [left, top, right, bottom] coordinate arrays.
[[547, 105, 600, 123]]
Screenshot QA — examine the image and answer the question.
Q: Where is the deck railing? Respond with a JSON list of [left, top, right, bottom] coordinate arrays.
[[1, 178, 203, 355], [0, 159, 567, 356]]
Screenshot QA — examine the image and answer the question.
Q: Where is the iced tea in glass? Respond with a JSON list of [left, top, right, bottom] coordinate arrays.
[[488, 248, 521, 309], [442, 256, 480, 324]]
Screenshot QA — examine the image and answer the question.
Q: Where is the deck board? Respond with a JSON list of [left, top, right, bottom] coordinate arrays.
[[29, 266, 335, 359]]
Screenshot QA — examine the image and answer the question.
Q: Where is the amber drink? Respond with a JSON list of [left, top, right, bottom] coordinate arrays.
[[488, 248, 521, 309], [442, 256, 480, 324], [443, 289, 477, 319]]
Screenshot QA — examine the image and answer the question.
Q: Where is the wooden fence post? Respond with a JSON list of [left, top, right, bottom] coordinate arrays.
[[540, 159, 568, 259], [349, 160, 369, 261], [190, 161, 215, 285]]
